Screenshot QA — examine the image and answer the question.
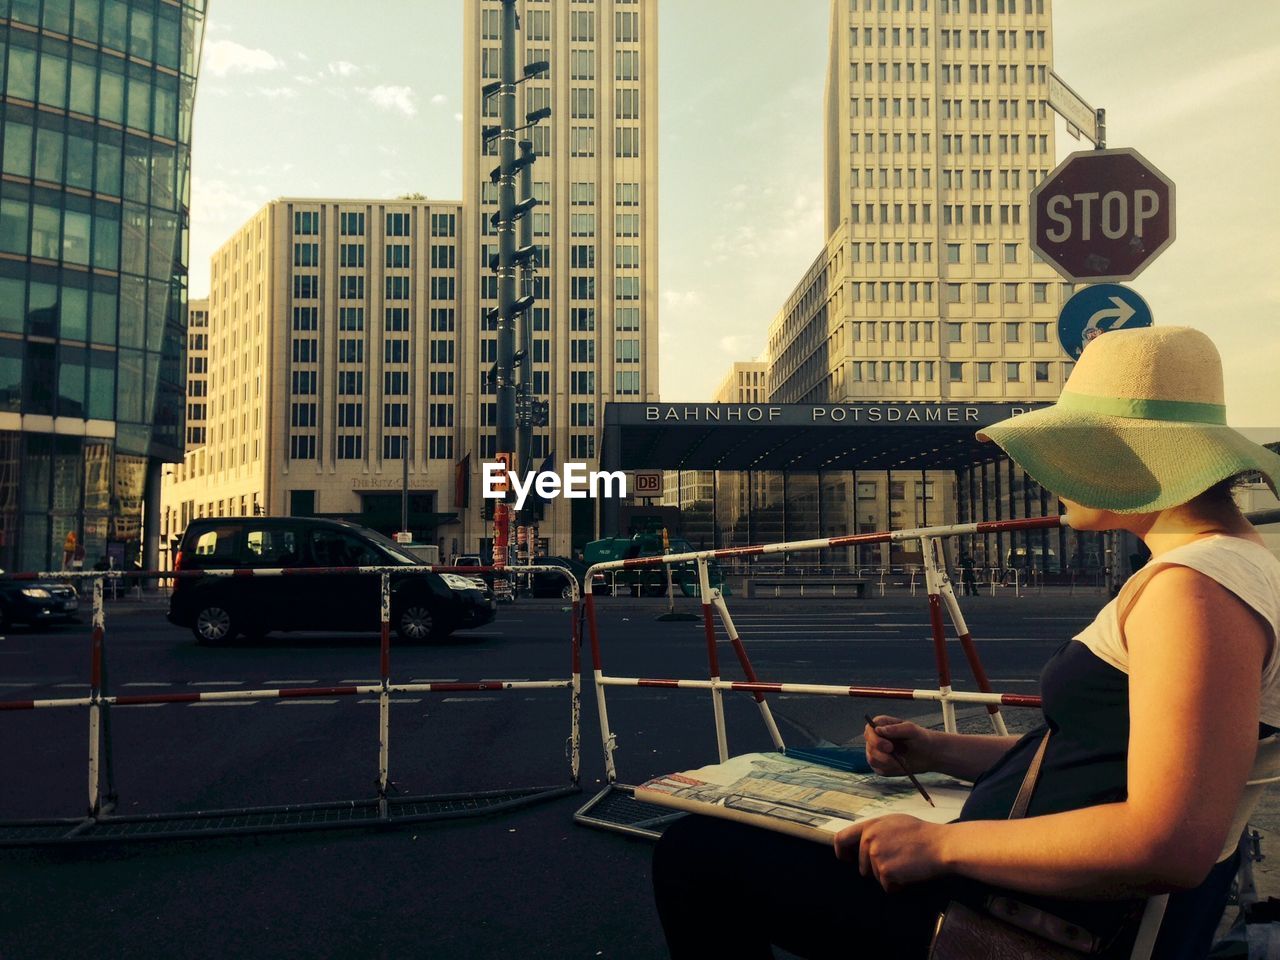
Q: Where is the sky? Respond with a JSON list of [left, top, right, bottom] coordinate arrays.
[[190, 0, 1280, 426]]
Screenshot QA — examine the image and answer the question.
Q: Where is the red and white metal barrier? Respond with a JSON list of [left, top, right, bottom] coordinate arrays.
[[581, 515, 1062, 784], [0, 563, 583, 829]]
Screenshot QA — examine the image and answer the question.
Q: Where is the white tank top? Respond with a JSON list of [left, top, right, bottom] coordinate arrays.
[[1074, 536, 1280, 726]]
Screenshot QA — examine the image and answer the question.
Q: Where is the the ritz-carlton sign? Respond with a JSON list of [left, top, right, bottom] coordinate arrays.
[[641, 403, 1038, 424]]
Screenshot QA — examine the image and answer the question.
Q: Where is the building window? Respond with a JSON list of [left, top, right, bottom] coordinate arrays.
[[615, 127, 640, 157], [385, 308, 410, 332], [289, 435, 316, 459], [340, 211, 365, 236], [340, 307, 365, 331], [945, 283, 962, 303], [336, 435, 362, 460], [339, 244, 365, 268], [615, 276, 640, 300], [975, 322, 993, 343], [571, 435, 596, 459], [615, 339, 640, 363], [944, 322, 963, 343], [614, 371, 640, 395], [292, 307, 318, 331], [386, 244, 411, 268], [571, 339, 595, 363], [616, 183, 640, 206], [338, 371, 363, 395], [1035, 361, 1051, 383], [339, 275, 364, 299], [383, 435, 406, 460], [947, 361, 965, 382], [386, 212, 410, 237], [615, 50, 639, 81], [571, 308, 596, 331], [1004, 322, 1022, 343], [384, 371, 409, 395], [571, 371, 595, 395], [293, 211, 318, 235], [977, 362, 993, 383], [1033, 321, 1050, 343], [293, 275, 318, 299], [570, 126, 595, 157], [429, 435, 454, 460], [337, 403, 363, 428], [291, 371, 317, 395], [1006, 362, 1022, 382], [615, 307, 640, 331], [975, 283, 991, 304]]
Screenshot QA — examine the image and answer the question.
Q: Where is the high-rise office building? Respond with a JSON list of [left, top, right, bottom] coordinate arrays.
[[0, 0, 205, 571], [756, 0, 1067, 565], [713, 360, 768, 405], [461, 0, 659, 555], [161, 198, 470, 560], [770, 0, 1067, 406], [184, 297, 207, 449]]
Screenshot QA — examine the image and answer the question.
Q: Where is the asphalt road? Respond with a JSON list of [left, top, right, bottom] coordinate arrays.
[[0, 590, 1111, 959]]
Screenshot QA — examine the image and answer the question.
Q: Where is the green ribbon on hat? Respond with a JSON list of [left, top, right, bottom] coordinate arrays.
[[1056, 390, 1227, 425]]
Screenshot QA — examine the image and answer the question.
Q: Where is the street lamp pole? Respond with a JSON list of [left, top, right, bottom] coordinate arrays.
[[493, 0, 520, 578]]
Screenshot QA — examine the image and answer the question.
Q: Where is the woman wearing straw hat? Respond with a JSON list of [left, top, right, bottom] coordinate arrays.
[[652, 327, 1280, 959]]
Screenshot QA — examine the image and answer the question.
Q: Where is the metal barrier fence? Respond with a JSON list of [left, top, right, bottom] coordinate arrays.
[[574, 516, 1059, 836], [0, 563, 582, 845]]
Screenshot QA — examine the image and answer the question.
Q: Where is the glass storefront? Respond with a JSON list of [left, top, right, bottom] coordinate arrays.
[[0, 0, 205, 570]]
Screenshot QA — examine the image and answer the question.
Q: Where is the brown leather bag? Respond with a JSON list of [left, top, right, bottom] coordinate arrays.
[[928, 732, 1108, 959]]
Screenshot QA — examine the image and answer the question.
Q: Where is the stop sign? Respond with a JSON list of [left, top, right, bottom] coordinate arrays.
[[1031, 147, 1175, 283]]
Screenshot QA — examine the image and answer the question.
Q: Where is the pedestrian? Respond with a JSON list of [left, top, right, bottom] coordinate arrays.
[[958, 551, 977, 597], [652, 327, 1280, 959]]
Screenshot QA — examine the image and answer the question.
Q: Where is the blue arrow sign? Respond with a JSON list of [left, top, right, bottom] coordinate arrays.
[[1057, 283, 1153, 360]]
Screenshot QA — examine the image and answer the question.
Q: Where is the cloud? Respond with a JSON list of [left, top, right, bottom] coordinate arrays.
[[189, 175, 263, 227], [663, 289, 703, 309], [454, 112, 464, 123], [1129, 43, 1280, 132], [361, 85, 417, 116], [431, 93, 448, 106], [257, 86, 298, 100], [203, 39, 284, 77], [327, 60, 361, 77]]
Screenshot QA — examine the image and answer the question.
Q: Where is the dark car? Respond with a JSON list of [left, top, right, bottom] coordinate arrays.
[[0, 572, 79, 631], [520, 556, 593, 599], [167, 518, 496, 644]]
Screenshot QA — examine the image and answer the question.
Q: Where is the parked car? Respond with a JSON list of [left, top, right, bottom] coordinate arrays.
[[519, 556, 594, 600], [0, 572, 79, 631], [167, 518, 495, 644]]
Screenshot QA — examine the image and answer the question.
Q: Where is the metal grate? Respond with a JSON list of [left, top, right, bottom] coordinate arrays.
[[574, 784, 684, 839], [0, 785, 578, 847]]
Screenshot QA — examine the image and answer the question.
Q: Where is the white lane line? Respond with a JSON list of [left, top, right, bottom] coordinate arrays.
[[263, 679, 319, 685], [54, 683, 89, 688], [409, 678, 458, 683], [189, 700, 258, 707], [189, 680, 244, 687], [357, 698, 422, 705], [277, 699, 339, 706], [116, 703, 166, 709], [122, 682, 172, 688], [0, 683, 34, 688], [442, 696, 499, 703], [480, 678, 529, 682], [340, 679, 380, 684]]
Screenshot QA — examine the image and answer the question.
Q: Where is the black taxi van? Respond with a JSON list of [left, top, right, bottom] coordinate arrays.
[[167, 517, 495, 644]]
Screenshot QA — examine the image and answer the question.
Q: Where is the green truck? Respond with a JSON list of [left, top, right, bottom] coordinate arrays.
[[584, 533, 727, 597]]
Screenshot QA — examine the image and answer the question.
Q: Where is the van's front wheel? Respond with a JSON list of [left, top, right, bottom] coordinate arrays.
[[192, 604, 236, 645]]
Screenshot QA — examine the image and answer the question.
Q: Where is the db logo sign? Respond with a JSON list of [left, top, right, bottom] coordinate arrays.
[[633, 471, 663, 498]]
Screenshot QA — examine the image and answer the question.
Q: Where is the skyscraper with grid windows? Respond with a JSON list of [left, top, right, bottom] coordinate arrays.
[[770, 0, 1070, 406], [461, 0, 658, 556]]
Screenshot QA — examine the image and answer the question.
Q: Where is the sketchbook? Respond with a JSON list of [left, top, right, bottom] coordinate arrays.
[[635, 752, 971, 844]]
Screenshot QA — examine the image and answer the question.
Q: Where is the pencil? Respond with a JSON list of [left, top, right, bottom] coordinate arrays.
[[864, 713, 935, 807]]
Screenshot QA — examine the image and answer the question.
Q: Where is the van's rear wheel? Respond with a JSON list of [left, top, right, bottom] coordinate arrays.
[[192, 604, 235, 645]]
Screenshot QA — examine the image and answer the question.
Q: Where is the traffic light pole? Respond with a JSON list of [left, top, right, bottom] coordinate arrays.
[[517, 139, 535, 492], [493, 0, 520, 575]]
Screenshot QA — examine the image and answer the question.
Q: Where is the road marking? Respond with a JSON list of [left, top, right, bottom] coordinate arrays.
[[54, 683, 89, 688], [116, 703, 166, 709], [410, 678, 458, 683], [0, 683, 33, 688], [442, 696, 499, 703], [122, 682, 172, 688], [340, 679, 380, 684], [263, 679, 319, 685], [189, 700, 258, 707], [277, 699, 339, 706], [189, 680, 244, 687], [480, 678, 529, 682], [357, 698, 422, 705]]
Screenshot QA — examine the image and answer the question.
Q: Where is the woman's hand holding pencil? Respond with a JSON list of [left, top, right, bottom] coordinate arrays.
[[863, 714, 936, 807]]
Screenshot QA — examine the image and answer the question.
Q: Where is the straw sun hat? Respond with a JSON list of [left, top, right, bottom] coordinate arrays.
[[977, 326, 1280, 514]]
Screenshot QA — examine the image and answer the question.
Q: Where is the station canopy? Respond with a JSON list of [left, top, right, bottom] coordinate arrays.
[[601, 401, 1049, 472]]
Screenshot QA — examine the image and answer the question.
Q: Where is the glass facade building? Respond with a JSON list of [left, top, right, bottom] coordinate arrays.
[[0, 0, 204, 571]]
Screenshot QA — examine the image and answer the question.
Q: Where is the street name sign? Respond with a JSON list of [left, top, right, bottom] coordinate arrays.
[[1031, 147, 1175, 283], [1048, 73, 1100, 145], [1057, 284, 1153, 360]]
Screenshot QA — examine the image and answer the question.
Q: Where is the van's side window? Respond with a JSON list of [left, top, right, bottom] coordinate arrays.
[[244, 529, 299, 565], [191, 526, 240, 559], [308, 530, 382, 568]]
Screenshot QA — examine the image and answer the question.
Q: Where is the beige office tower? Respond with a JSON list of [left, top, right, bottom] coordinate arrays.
[[185, 299, 209, 451], [713, 361, 768, 405], [771, 0, 1069, 405], [462, 0, 659, 556], [764, 0, 1068, 562], [162, 199, 469, 558]]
